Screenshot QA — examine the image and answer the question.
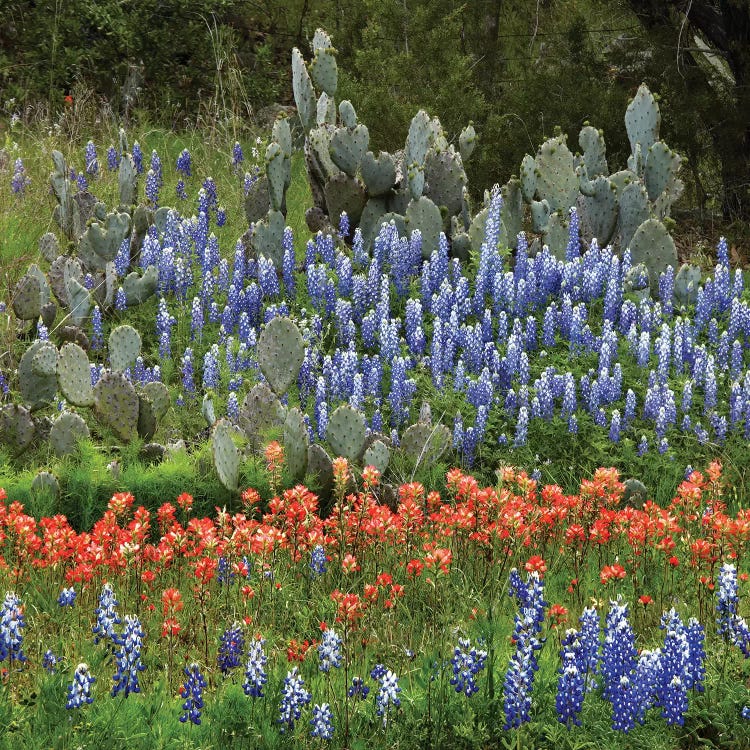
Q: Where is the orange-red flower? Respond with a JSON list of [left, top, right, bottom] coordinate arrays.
[[600, 563, 626, 584], [524, 555, 547, 576]]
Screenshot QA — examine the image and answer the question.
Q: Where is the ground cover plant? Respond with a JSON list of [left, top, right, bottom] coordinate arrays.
[[1, 26, 750, 749], [1, 461, 750, 749]]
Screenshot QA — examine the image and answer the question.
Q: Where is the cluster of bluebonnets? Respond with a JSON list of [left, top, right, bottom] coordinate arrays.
[[6, 139, 750, 479], [4, 566, 750, 733]]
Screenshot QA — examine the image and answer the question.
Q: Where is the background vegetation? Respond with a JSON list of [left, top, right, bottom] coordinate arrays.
[[2, 0, 749, 231]]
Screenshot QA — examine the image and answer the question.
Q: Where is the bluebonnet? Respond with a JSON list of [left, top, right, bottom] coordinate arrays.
[[232, 141, 244, 171], [318, 627, 343, 673], [578, 607, 600, 690], [115, 287, 127, 310], [92, 583, 121, 646], [132, 141, 143, 173], [218, 622, 245, 674], [310, 545, 327, 578], [180, 664, 208, 724], [111, 615, 146, 697], [503, 569, 547, 729], [717, 563, 750, 656], [107, 145, 118, 170], [310, 703, 335, 740], [514, 406, 529, 447], [58, 587, 76, 607], [348, 676, 370, 700], [67, 663, 95, 709], [243, 637, 268, 697], [150, 149, 163, 186], [278, 666, 312, 732], [42, 649, 59, 673], [202, 345, 221, 390], [556, 629, 586, 727], [372, 666, 401, 726], [176, 148, 192, 178], [0, 592, 27, 665], [11, 158, 31, 195], [450, 637, 488, 697], [656, 609, 690, 726], [85, 140, 98, 174]]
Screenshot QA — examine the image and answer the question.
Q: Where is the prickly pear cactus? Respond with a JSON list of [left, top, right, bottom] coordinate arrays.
[[66, 276, 92, 326], [400, 422, 452, 464], [327, 404, 366, 461], [39, 232, 60, 263], [139, 381, 170, 422], [121, 265, 158, 306], [257, 317, 305, 397], [330, 123, 369, 178], [50, 411, 90, 457], [31, 470, 60, 500], [292, 47, 317, 134], [618, 181, 650, 251], [50, 150, 82, 240], [324, 173, 367, 228], [251, 210, 286, 267], [644, 141, 683, 217], [628, 218, 677, 292], [363, 439, 389, 475], [12, 273, 43, 321], [307, 443, 334, 503], [239, 383, 285, 448], [404, 110, 432, 200], [625, 84, 660, 175], [459, 123, 476, 162], [93, 371, 140, 442], [266, 141, 290, 213], [283, 407, 309, 481], [137, 393, 158, 440], [212, 419, 240, 492], [622, 477, 648, 508], [360, 151, 396, 197], [578, 124, 608, 177], [57, 342, 94, 407], [19, 341, 57, 410], [405, 196, 443, 259], [533, 135, 579, 213], [674, 263, 701, 307], [78, 211, 131, 270], [108, 325, 142, 373], [0, 404, 36, 453]]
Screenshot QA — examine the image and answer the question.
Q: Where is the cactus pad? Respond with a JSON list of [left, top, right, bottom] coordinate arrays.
[[459, 123, 476, 162], [578, 125, 608, 177], [424, 149, 466, 217], [628, 218, 677, 292], [212, 419, 240, 492], [239, 383, 285, 447], [327, 404, 366, 461], [283, 407, 309, 481], [139, 381, 170, 422], [0, 404, 36, 453], [360, 151, 397, 197], [19, 341, 57, 410], [400, 422, 452, 464], [244, 175, 271, 225], [257, 317, 305, 396], [363, 439, 390, 475], [310, 45, 338, 96], [324, 173, 367, 228], [108, 324, 142, 372], [66, 276, 92, 326], [137, 393, 158, 440], [31, 341, 58, 378], [534, 135, 578, 212], [93, 370, 139, 441], [405, 196, 443, 259], [292, 48, 317, 133], [50, 411, 90, 457], [12, 273, 43, 321], [330, 124, 369, 178], [39, 232, 60, 263], [674, 263, 702, 307], [251, 210, 286, 267], [31, 471, 60, 500], [122, 265, 158, 306], [625, 84, 660, 170], [307, 443, 334, 501]]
